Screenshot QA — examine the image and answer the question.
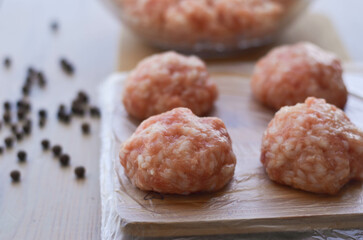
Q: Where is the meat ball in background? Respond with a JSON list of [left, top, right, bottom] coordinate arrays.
[[123, 51, 218, 120], [251, 42, 348, 110]]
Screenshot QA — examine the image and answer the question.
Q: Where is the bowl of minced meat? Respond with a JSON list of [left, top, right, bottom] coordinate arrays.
[[102, 0, 312, 56]]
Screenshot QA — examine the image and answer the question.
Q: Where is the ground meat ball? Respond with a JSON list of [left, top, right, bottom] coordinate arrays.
[[251, 42, 348, 110], [261, 97, 363, 195], [164, 0, 284, 43], [122, 51, 218, 120], [117, 0, 285, 46], [119, 108, 236, 195]]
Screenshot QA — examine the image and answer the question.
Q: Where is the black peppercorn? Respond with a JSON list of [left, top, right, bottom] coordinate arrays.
[[11, 124, 18, 134], [4, 101, 11, 111], [10, 170, 20, 182], [77, 91, 89, 104], [18, 100, 31, 113], [17, 111, 25, 121], [90, 106, 101, 118], [60, 58, 74, 75], [65, 114, 71, 122], [39, 119, 46, 128], [22, 85, 30, 96], [25, 76, 32, 86], [37, 72, 46, 87], [0, 146, 3, 154], [4, 57, 11, 68], [81, 123, 90, 134], [57, 111, 65, 120], [3, 113, 11, 124], [74, 166, 85, 178], [5, 137, 13, 148], [38, 109, 47, 119], [27, 67, 36, 77], [59, 104, 65, 111], [60, 154, 70, 166], [51, 21, 59, 31], [15, 132, 23, 141], [41, 139, 50, 150], [52, 145, 62, 156], [16, 100, 23, 109], [25, 119, 32, 127], [17, 150, 27, 162], [23, 124, 31, 135]]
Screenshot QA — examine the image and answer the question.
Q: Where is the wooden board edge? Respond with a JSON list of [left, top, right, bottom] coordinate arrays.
[[121, 213, 363, 238]]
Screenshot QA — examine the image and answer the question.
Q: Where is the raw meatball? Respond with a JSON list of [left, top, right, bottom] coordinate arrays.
[[251, 42, 348, 110], [118, 0, 285, 46], [119, 108, 236, 195], [123, 51, 218, 119], [261, 97, 363, 195], [164, 0, 284, 43]]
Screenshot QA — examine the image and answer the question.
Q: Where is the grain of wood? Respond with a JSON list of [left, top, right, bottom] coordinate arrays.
[[0, 0, 119, 239]]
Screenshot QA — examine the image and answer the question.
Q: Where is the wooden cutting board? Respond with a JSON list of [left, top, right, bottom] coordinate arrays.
[[100, 64, 363, 238]]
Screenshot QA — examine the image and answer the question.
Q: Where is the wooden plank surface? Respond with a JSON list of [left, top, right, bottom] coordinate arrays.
[[0, 0, 119, 239], [103, 67, 363, 238], [0, 0, 363, 239]]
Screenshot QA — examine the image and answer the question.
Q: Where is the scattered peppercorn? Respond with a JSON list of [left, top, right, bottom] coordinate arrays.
[[17, 150, 27, 162], [60, 154, 70, 166], [52, 145, 62, 156], [81, 123, 90, 134], [0, 146, 3, 154], [71, 105, 82, 116], [15, 132, 23, 141], [38, 109, 47, 119], [3, 113, 11, 124], [23, 102, 31, 112], [58, 104, 65, 112], [5, 137, 13, 148], [57, 110, 65, 120], [41, 139, 50, 150], [22, 85, 30, 96], [4, 57, 11, 68], [17, 100, 31, 113], [11, 124, 18, 134], [4, 101, 11, 111], [17, 111, 25, 121], [51, 21, 59, 31], [37, 72, 47, 87], [62, 114, 71, 123], [25, 76, 32, 86], [60, 58, 74, 75], [90, 106, 101, 118], [23, 124, 31, 135], [27, 67, 36, 77], [25, 119, 32, 127], [39, 119, 46, 128], [74, 166, 85, 178], [16, 100, 23, 109], [77, 91, 89, 104], [10, 170, 20, 182]]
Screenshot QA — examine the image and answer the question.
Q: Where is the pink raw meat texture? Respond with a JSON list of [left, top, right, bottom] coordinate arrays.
[[251, 42, 347, 110], [119, 108, 236, 195], [123, 51, 218, 120], [261, 97, 363, 194]]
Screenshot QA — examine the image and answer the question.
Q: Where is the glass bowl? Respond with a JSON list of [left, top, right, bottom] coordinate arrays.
[[103, 0, 312, 57]]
